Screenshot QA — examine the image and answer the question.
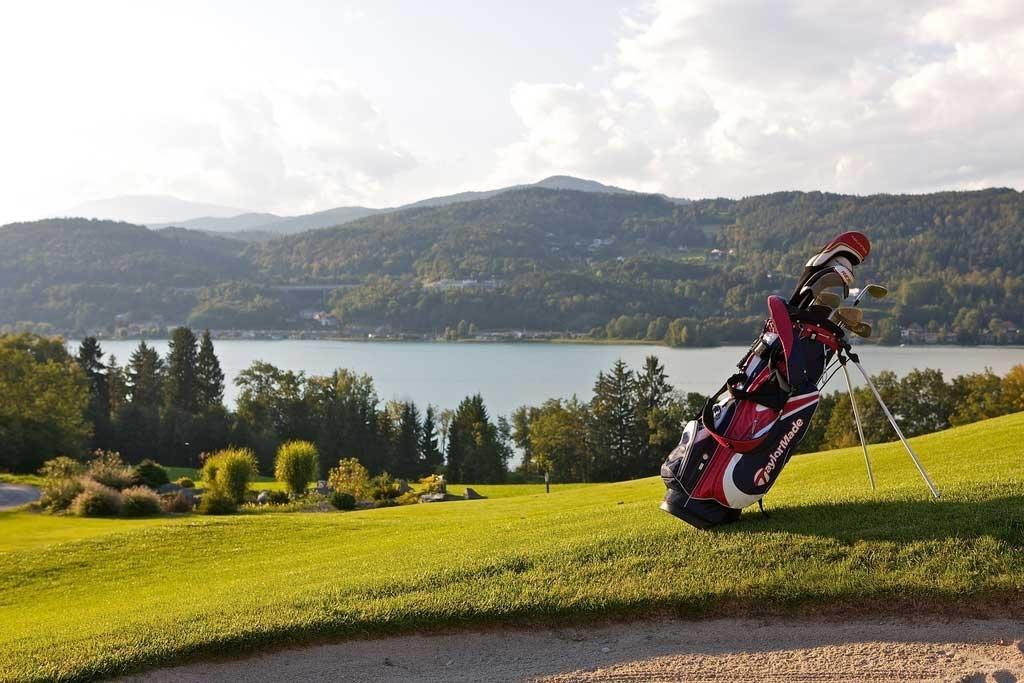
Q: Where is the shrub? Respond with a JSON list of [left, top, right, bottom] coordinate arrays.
[[202, 448, 257, 504], [329, 491, 356, 510], [274, 440, 319, 496], [419, 474, 446, 495], [40, 477, 85, 512], [38, 456, 86, 511], [396, 490, 420, 506], [175, 477, 195, 488], [369, 472, 402, 501], [120, 486, 162, 517], [268, 490, 289, 505], [71, 481, 123, 517], [132, 459, 169, 489], [198, 485, 237, 515], [161, 491, 193, 513], [87, 450, 135, 490], [327, 458, 370, 499], [39, 456, 85, 481]]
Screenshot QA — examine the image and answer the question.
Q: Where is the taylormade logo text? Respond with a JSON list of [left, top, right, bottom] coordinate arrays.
[[753, 418, 804, 487]]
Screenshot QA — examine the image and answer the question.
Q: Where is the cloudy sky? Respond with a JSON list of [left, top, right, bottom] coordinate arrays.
[[2, 0, 1022, 223]]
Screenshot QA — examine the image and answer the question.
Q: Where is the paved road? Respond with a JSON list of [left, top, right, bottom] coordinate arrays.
[[0, 484, 40, 510], [121, 618, 1024, 682]]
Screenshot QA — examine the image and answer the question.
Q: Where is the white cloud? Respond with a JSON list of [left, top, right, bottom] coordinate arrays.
[[0, 3, 416, 221], [492, 0, 1024, 197]]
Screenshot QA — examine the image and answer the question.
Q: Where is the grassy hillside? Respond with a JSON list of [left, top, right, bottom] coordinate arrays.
[[1, 413, 1022, 682]]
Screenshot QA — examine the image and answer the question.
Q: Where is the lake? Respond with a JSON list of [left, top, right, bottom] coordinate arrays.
[[85, 340, 1024, 417]]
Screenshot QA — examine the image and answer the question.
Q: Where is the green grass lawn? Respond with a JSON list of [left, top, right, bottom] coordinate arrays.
[[1, 413, 1022, 682]]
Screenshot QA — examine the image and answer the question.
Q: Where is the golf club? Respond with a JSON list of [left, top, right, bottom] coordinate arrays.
[[814, 291, 842, 309], [852, 283, 888, 307], [835, 306, 864, 323]]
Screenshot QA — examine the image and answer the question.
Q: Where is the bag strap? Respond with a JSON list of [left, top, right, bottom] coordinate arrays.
[[700, 375, 785, 453]]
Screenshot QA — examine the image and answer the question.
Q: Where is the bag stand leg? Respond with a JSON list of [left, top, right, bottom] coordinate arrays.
[[850, 359, 941, 499], [841, 362, 875, 490]]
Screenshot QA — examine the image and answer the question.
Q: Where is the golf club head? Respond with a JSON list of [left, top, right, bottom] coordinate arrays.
[[847, 320, 872, 338], [864, 284, 888, 299], [853, 283, 889, 306], [814, 291, 842, 309], [836, 306, 864, 323]]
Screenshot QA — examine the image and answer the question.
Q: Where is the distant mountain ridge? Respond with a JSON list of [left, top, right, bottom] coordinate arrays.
[[134, 176, 687, 237], [66, 195, 246, 225]]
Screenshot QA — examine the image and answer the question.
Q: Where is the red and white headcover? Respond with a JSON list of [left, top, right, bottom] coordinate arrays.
[[805, 231, 871, 267]]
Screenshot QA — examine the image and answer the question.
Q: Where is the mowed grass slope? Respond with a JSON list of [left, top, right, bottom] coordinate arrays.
[[1, 413, 1023, 682]]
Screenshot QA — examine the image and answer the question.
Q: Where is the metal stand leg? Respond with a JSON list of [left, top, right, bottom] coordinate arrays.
[[851, 360, 941, 499], [842, 362, 875, 490]]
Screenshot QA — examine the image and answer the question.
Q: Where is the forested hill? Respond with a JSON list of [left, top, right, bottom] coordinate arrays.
[[246, 188, 709, 281], [2, 189, 1022, 345], [0, 218, 247, 287]]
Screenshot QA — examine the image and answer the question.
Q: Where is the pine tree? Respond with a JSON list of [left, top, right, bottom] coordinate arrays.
[[164, 327, 200, 413], [127, 341, 164, 409], [420, 405, 443, 475], [393, 401, 422, 479], [446, 394, 506, 483], [635, 355, 676, 472], [196, 330, 225, 411], [76, 337, 110, 447], [589, 360, 641, 481], [106, 355, 128, 417]]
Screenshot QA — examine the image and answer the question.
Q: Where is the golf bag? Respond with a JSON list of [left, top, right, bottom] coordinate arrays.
[[660, 232, 871, 529]]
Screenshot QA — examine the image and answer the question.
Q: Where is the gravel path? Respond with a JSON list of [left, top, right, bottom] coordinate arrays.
[[122, 617, 1024, 682], [0, 484, 39, 510]]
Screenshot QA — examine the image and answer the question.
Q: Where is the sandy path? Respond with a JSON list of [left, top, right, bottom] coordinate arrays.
[[122, 617, 1023, 683], [0, 484, 39, 510]]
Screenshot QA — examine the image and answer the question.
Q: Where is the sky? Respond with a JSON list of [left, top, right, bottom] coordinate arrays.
[[2, 0, 1023, 223]]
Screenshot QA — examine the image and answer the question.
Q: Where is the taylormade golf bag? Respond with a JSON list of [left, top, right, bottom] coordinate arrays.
[[660, 232, 871, 529]]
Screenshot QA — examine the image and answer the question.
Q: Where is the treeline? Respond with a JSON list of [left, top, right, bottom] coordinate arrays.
[[508, 360, 1024, 482], [0, 330, 511, 484], [2, 329, 1022, 483]]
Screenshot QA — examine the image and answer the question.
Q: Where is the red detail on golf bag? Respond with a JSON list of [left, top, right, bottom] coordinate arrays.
[[660, 300, 845, 529]]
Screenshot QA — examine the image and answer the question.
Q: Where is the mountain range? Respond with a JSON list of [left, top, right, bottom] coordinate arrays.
[[3, 185, 1021, 346]]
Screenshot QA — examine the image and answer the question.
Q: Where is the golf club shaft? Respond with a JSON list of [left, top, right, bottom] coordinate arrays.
[[842, 363, 875, 490], [852, 360, 940, 499]]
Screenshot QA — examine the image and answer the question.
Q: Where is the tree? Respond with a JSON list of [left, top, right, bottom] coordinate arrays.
[[76, 337, 111, 448], [116, 342, 165, 462], [635, 355, 674, 472], [529, 398, 592, 481], [196, 330, 225, 412], [392, 401, 422, 480], [164, 327, 200, 413], [589, 360, 642, 481], [419, 405, 444, 475], [234, 361, 310, 472], [895, 369, 954, 436], [510, 405, 541, 474], [126, 341, 164, 409], [439, 408, 455, 455], [446, 394, 506, 483], [0, 336, 91, 472], [1003, 364, 1024, 413], [106, 355, 128, 417], [949, 370, 1012, 426]]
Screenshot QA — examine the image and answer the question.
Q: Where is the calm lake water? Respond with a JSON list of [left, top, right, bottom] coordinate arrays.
[[88, 340, 1024, 417]]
